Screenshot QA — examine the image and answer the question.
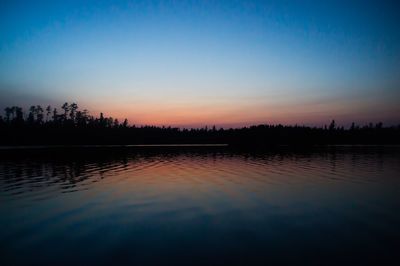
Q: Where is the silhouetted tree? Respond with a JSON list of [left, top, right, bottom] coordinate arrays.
[[46, 105, 52, 121], [36, 105, 44, 124], [52, 108, 58, 123], [4, 107, 12, 122], [14, 107, 23, 123], [61, 102, 69, 122], [122, 119, 128, 128], [113, 119, 119, 128], [329, 120, 336, 131], [28, 106, 36, 124], [69, 103, 78, 123]]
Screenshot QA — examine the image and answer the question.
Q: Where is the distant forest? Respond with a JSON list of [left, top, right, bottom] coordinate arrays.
[[0, 103, 399, 146]]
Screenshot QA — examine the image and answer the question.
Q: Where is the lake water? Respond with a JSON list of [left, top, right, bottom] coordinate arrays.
[[1, 147, 400, 265]]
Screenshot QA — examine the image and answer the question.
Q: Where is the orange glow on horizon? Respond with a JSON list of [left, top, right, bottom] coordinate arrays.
[[81, 97, 400, 128]]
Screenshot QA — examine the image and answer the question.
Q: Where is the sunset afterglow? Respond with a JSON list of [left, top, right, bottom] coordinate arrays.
[[1, 1, 399, 127]]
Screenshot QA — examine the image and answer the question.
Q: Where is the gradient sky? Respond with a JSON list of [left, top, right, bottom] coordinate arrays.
[[1, 0, 399, 127]]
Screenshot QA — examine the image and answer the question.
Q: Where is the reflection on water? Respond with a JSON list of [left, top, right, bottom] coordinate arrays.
[[1, 148, 400, 265]]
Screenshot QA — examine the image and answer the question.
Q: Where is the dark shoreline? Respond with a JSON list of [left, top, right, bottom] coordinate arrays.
[[1, 144, 399, 161], [1, 143, 399, 149], [2, 104, 399, 146]]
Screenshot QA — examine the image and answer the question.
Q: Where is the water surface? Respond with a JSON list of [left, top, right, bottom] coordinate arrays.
[[1, 148, 400, 265]]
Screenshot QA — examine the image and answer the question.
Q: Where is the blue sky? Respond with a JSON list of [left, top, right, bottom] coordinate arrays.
[[0, 0, 399, 127]]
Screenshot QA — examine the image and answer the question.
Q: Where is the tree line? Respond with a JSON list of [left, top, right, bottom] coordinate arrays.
[[2, 103, 128, 128], [1, 103, 399, 146]]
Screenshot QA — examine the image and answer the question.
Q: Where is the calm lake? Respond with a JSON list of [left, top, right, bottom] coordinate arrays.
[[1, 147, 400, 265]]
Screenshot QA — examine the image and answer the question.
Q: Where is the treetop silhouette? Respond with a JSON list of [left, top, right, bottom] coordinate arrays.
[[0, 103, 399, 146]]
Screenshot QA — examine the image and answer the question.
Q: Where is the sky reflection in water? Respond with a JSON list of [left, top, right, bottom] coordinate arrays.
[[1, 149, 400, 265]]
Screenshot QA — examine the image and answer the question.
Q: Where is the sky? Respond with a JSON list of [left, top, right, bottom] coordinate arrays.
[[0, 0, 399, 127]]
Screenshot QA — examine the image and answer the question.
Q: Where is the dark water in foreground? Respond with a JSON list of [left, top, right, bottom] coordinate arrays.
[[1, 148, 400, 265]]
